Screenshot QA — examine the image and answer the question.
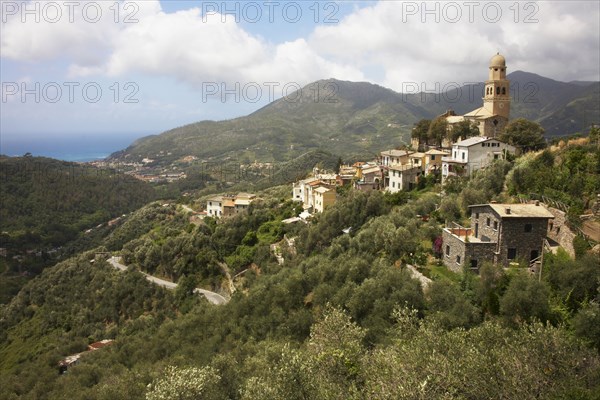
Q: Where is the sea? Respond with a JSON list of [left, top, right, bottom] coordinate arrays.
[[0, 133, 149, 162]]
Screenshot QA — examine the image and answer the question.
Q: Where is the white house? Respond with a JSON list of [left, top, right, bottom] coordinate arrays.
[[206, 196, 223, 218], [441, 137, 515, 183], [206, 193, 256, 218], [292, 178, 320, 204], [387, 164, 422, 193]]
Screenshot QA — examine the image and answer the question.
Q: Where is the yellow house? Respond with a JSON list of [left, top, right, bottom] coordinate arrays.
[[424, 149, 450, 175], [313, 186, 336, 213]]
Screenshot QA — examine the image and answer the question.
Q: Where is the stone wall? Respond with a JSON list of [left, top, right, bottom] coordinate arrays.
[[470, 206, 500, 242], [498, 217, 550, 265], [546, 207, 576, 258], [442, 229, 467, 273], [442, 229, 497, 272]]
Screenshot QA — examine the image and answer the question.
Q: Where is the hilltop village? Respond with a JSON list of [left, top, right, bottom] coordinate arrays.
[[2, 51, 600, 399], [196, 53, 597, 276]]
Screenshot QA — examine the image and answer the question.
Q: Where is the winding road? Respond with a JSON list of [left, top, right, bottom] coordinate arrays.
[[108, 256, 228, 305]]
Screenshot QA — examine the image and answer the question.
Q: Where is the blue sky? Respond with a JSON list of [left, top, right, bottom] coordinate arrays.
[[1, 0, 599, 151]]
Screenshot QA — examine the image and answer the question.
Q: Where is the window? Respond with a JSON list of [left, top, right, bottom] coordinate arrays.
[[475, 213, 479, 219], [462, 152, 465, 160], [482, 143, 486, 147], [456, 255, 461, 264], [524, 224, 532, 232], [431, 155, 436, 160], [486, 217, 490, 226], [502, 87, 506, 95], [446, 245, 450, 257], [493, 221, 498, 230], [507, 248, 517, 260]]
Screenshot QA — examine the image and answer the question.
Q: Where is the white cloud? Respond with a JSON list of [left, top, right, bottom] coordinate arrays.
[[1, 0, 363, 88], [310, 1, 600, 90], [1, 0, 598, 95]]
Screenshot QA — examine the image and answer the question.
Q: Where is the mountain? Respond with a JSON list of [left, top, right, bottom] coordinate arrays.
[[110, 73, 599, 163], [110, 79, 428, 165]]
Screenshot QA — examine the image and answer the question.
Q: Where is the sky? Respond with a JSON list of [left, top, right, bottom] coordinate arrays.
[[1, 0, 599, 150]]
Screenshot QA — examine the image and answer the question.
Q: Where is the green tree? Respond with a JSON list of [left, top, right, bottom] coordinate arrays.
[[450, 119, 480, 142], [500, 118, 546, 152], [500, 272, 551, 324], [428, 117, 448, 147], [427, 280, 481, 329], [411, 119, 431, 149], [572, 301, 600, 350], [145, 365, 222, 400]]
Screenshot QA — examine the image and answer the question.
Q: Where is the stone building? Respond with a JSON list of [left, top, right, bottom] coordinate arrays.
[[442, 203, 554, 272]]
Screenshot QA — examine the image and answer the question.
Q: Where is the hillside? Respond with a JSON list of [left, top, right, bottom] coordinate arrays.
[[1, 141, 599, 399], [110, 73, 599, 164], [0, 156, 157, 302]]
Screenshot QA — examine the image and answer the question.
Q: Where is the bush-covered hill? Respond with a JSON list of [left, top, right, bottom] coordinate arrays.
[[0, 156, 156, 249], [0, 156, 157, 303], [1, 144, 600, 398]]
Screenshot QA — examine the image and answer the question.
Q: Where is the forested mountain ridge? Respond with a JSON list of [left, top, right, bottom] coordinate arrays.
[[1, 140, 599, 399], [110, 72, 599, 165]]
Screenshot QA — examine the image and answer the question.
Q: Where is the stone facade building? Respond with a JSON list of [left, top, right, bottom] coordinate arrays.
[[442, 203, 554, 272]]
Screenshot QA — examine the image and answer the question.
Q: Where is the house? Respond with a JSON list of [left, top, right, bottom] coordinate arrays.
[[442, 203, 554, 272], [387, 164, 422, 192], [292, 177, 320, 203], [408, 152, 426, 168], [424, 149, 449, 176], [313, 186, 336, 213], [354, 164, 383, 191], [206, 196, 223, 217], [234, 193, 257, 214], [206, 193, 256, 218], [441, 136, 515, 183], [380, 149, 414, 167]]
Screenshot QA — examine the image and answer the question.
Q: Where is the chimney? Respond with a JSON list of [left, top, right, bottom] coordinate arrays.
[[505, 207, 511, 214]]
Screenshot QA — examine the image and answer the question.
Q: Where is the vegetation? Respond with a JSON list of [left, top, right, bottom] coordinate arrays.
[[507, 142, 600, 214], [0, 156, 157, 304], [1, 140, 599, 399], [500, 118, 547, 151]]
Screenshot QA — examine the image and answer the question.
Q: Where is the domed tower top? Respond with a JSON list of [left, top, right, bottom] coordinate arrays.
[[490, 52, 506, 68], [488, 52, 507, 80]]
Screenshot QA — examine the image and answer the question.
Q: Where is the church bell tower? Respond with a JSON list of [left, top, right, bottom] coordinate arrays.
[[483, 53, 510, 120]]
